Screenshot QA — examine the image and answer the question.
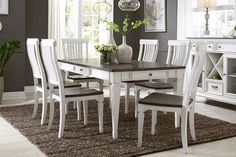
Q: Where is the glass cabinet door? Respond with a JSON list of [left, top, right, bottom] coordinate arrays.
[[224, 54, 236, 97]]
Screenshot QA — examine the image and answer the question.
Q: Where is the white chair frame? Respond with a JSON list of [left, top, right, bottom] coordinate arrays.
[[137, 43, 206, 153], [134, 40, 190, 127], [62, 39, 103, 90], [26, 38, 48, 125], [41, 39, 104, 138], [124, 39, 159, 114]]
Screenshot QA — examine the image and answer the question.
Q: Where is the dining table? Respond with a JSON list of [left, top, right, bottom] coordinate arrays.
[[58, 58, 186, 139]]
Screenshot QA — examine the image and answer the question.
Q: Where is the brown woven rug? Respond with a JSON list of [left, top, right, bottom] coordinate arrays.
[[1, 97, 236, 157]]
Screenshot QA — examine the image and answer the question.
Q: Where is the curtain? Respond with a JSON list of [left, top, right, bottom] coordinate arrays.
[[48, 0, 65, 59], [177, 0, 187, 40]]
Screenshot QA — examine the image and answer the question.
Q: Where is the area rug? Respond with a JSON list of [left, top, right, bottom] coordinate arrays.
[[1, 97, 236, 157]]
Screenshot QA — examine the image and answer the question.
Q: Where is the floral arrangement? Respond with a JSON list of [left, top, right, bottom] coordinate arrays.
[[94, 44, 117, 64], [94, 44, 117, 53], [102, 16, 150, 36]]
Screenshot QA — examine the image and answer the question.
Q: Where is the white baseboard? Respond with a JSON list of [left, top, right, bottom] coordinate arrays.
[[2, 92, 26, 100], [24, 86, 34, 93]]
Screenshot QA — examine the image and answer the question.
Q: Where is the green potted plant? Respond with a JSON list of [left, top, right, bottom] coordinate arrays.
[[102, 17, 149, 63], [0, 40, 21, 104], [95, 44, 117, 64]]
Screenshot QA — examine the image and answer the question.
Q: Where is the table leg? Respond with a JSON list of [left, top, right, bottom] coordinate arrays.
[[110, 83, 121, 139]]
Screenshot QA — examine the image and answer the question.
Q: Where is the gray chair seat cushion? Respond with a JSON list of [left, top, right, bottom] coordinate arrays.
[[37, 81, 81, 89], [54, 87, 103, 97], [139, 93, 193, 108], [135, 82, 173, 90]]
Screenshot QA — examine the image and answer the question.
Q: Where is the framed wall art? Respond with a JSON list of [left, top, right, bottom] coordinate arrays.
[[144, 0, 167, 32], [0, 0, 9, 15]]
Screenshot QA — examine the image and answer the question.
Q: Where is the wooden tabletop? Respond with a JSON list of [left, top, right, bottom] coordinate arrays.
[[58, 58, 185, 72]]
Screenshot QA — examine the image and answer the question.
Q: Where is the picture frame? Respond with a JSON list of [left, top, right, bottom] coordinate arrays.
[[144, 0, 167, 32], [0, 0, 9, 15]]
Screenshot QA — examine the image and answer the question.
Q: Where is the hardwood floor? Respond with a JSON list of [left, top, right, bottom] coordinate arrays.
[[0, 88, 236, 157]]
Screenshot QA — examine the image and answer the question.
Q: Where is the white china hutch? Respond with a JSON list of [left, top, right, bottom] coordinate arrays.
[[189, 38, 236, 105]]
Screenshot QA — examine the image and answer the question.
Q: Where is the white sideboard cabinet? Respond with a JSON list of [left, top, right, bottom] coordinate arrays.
[[189, 38, 236, 105]]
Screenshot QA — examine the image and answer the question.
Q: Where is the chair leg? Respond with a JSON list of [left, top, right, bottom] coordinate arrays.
[[138, 108, 145, 147], [73, 101, 76, 109], [134, 86, 140, 118], [41, 91, 47, 125], [189, 106, 196, 141], [181, 109, 188, 153], [125, 84, 130, 114], [32, 91, 39, 118], [58, 100, 66, 138], [98, 98, 104, 133], [83, 100, 88, 125], [151, 110, 157, 135], [47, 98, 55, 130], [76, 101, 81, 121], [175, 112, 181, 128], [65, 103, 68, 115]]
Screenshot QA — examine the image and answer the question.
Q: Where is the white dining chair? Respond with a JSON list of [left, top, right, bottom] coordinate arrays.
[[137, 43, 206, 153], [62, 39, 103, 90], [41, 39, 104, 138], [26, 39, 82, 125], [123, 39, 159, 114], [134, 40, 190, 125]]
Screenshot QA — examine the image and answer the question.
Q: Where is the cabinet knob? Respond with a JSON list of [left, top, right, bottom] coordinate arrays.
[[218, 46, 222, 48], [212, 85, 218, 89], [223, 73, 226, 76], [149, 73, 152, 76]]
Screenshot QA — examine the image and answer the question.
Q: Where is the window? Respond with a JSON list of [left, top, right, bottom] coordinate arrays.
[[63, 0, 113, 58], [187, 0, 235, 37]]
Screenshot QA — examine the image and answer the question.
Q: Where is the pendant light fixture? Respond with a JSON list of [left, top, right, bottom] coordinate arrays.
[[93, 0, 112, 14], [118, 0, 140, 12]]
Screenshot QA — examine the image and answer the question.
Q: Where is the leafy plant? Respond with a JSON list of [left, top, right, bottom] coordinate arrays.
[[0, 40, 21, 76], [102, 16, 150, 36]]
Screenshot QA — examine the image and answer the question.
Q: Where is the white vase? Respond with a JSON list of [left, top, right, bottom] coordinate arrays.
[[108, 30, 117, 46], [108, 30, 118, 63], [117, 36, 133, 64], [0, 77, 4, 104]]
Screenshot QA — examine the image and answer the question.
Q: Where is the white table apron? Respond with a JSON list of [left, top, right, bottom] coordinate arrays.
[[59, 62, 185, 139]]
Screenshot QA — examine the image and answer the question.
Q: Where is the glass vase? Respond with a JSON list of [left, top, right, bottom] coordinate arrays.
[[100, 51, 112, 64]]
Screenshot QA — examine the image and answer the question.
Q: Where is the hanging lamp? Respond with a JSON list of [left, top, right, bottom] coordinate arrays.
[[93, 0, 112, 14], [118, 0, 140, 11]]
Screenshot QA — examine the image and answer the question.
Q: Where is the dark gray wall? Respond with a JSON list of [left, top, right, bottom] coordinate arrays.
[[0, 0, 26, 91], [114, 0, 178, 63], [0, 0, 48, 92], [25, 0, 48, 86]]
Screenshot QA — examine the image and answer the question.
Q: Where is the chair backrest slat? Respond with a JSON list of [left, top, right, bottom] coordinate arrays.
[[26, 39, 42, 79], [62, 39, 89, 59], [182, 43, 206, 107], [167, 40, 190, 66], [41, 39, 63, 86], [138, 39, 159, 62]]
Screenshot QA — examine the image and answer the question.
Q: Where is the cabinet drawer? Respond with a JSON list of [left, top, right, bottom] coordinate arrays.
[[216, 43, 236, 52], [207, 82, 223, 95], [74, 66, 90, 76], [130, 70, 167, 80]]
